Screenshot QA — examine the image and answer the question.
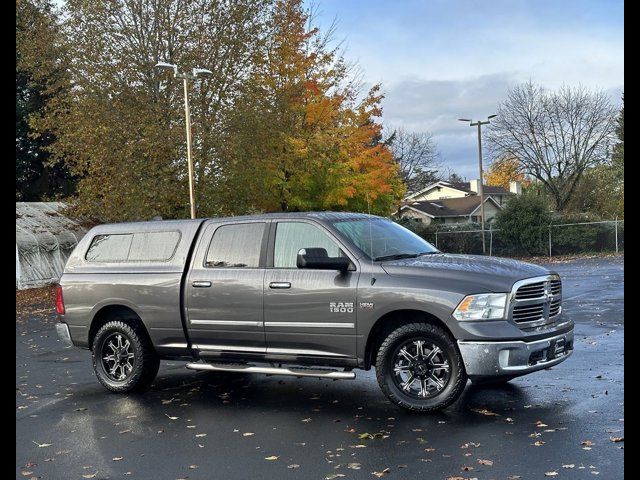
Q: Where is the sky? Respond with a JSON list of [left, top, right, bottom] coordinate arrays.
[[306, 0, 624, 180]]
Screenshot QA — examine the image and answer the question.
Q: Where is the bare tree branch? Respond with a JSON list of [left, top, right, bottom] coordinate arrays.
[[386, 126, 440, 193], [487, 82, 617, 211]]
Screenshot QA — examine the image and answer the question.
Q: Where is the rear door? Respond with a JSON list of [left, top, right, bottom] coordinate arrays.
[[263, 220, 359, 360], [186, 220, 268, 356]]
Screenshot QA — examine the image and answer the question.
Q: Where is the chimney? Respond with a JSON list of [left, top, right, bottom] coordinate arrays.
[[509, 181, 522, 195], [469, 179, 480, 194]]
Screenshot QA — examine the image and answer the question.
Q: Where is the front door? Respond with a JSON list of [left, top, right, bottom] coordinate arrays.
[[186, 221, 268, 357], [263, 221, 359, 360]]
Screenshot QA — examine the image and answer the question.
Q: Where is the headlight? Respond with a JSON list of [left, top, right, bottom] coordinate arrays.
[[453, 293, 507, 321]]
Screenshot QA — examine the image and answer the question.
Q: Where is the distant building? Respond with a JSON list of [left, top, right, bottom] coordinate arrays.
[[398, 179, 522, 225]]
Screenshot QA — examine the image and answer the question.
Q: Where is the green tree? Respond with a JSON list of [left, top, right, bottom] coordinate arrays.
[[16, 0, 74, 200], [38, 0, 273, 221], [495, 192, 552, 255]]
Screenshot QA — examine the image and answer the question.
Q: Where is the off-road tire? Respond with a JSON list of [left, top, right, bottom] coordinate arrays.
[[375, 322, 467, 412], [92, 319, 160, 393]]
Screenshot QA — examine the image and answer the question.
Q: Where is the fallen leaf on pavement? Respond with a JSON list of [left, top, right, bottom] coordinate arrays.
[[372, 468, 390, 477], [470, 407, 499, 416]]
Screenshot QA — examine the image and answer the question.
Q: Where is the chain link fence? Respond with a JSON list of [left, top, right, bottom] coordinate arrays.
[[420, 219, 624, 257]]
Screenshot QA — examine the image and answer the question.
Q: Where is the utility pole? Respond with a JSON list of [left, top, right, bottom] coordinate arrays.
[[458, 115, 497, 254], [155, 62, 213, 219]]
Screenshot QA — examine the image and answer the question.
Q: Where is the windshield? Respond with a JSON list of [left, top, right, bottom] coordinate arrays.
[[331, 218, 439, 261]]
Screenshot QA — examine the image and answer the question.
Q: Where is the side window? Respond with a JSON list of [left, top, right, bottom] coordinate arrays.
[[274, 222, 343, 268], [205, 223, 265, 268], [85, 231, 181, 262], [86, 234, 133, 262], [128, 231, 181, 261]]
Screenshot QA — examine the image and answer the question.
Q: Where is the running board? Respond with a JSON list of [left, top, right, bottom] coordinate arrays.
[[186, 362, 356, 380]]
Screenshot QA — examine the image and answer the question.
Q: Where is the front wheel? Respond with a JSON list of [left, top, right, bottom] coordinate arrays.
[[92, 320, 160, 393], [375, 323, 467, 412]]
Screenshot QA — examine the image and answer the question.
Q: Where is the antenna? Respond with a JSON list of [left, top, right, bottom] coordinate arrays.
[[365, 193, 376, 286]]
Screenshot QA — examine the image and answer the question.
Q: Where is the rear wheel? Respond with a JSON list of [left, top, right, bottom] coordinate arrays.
[[375, 323, 467, 412], [92, 320, 159, 393]]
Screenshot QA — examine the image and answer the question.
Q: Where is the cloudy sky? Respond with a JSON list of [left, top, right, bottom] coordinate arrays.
[[307, 0, 624, 179]]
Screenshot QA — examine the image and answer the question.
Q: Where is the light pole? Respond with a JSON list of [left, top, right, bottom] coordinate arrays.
[[458, 114, 497, 254], [155, 62, 213, 219]]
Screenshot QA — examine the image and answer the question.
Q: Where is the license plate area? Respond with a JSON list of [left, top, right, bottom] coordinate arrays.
[[528, 337, 569, 366], [548, 338, 566, 359]]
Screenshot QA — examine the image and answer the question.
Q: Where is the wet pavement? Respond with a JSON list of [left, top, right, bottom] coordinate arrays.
[[16, 256, 624, 480]]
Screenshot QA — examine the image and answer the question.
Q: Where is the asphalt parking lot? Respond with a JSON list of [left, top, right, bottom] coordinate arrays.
[[16, 256, 624, 480]]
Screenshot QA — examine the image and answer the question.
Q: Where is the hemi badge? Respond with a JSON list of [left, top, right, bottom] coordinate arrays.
[[359, 302, 374, 309]]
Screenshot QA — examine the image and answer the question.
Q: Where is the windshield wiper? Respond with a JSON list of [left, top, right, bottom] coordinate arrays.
[[373, 253, 420, 261], [374, 251, 439, 261]]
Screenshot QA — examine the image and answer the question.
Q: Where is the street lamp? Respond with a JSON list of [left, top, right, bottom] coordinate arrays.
[[155, 62, 213, 219], [458, 114, 497, 254]]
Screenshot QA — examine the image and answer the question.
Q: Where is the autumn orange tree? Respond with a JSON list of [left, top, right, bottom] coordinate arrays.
[[484, 155, 528, 189], [221, 0, 404, 215]]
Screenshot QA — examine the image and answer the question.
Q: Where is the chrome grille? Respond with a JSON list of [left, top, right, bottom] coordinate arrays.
[[515, 282, 545, 299], [549, 298, 561, 317], [510, 276, 562, 327], [513, 304, 545, 322]]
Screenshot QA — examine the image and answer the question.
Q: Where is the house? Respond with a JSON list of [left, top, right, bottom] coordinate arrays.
[[398, 179, 521, 225]]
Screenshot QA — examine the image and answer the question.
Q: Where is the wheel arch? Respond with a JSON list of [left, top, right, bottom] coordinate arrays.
[[363, 309, 454, 370], [88, 303, 151, 351]]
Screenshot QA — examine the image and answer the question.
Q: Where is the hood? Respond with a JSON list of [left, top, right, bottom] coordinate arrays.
[[380, 253, 552, 293]]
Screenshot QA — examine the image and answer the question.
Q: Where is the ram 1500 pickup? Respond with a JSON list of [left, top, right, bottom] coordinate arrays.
[[55, 212, 573, 411]]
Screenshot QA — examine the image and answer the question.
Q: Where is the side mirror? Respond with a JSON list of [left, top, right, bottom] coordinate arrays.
[[296, 248, 351, 272]]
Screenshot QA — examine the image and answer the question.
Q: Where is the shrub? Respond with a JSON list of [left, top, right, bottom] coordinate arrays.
[[494, 193, 552, 256]]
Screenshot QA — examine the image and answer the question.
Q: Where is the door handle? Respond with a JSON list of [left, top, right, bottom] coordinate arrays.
[[269, 282, 291, 289], [192, 281, 212, 288]]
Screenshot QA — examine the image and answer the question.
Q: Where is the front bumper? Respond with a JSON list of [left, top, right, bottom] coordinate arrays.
[[457, 329, 574, 380], [55, 322, 74, 347]]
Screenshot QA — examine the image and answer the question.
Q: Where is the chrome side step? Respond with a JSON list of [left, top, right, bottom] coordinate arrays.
[[185, 362, 356, 380]]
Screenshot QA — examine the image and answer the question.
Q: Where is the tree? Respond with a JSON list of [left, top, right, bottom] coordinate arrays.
[[38, 0, 273, 221], [612, 94, 624, 179], [16, 0, 74, 200], [387, 127, 439, 193], [444, 171, 465, 183], [487, 82, 617, 211], [221, 0, 404, 215], [565, 95, 624, 218], [495, 192, 552, 255], [484, 154, 528, 189]]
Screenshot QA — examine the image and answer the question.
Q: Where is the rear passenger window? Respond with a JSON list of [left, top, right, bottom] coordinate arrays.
[[205, 223, 265, 268], [85, 231, 180, 262]]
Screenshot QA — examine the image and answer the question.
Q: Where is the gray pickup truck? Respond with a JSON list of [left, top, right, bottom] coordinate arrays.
[[55, 212, 573, 411]]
